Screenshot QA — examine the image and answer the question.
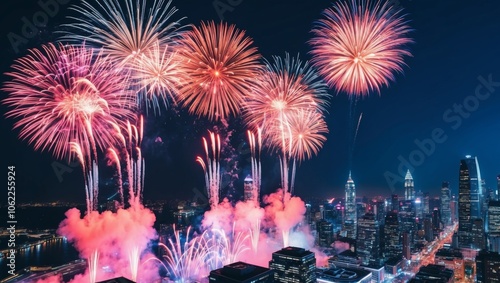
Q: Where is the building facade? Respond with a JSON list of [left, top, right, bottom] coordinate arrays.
[[344, 172, 357, 239], [269, 246, 316, 283]]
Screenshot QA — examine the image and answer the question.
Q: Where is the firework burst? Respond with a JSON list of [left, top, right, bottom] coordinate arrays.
[[285, 110, 329, 162], [60, 0, 183, 67], [2, 43, 136, 163], [177, 21, 262, 120], [131, 42, 185, 114], [310, 0, 412, 96]]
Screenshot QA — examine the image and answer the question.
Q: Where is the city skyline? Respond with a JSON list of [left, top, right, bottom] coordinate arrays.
[[1, 1, 500, 204]]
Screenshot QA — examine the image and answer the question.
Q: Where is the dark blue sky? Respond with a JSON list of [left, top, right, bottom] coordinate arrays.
[[1, 0, 500, 203]]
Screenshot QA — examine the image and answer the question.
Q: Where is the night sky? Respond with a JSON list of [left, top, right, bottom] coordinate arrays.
[[1, 0, 500, 203]]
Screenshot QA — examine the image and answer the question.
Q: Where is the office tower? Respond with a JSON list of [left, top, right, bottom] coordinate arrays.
[[424, 192, 430, 215], [316, 267, 372, 283], [450, 195, 457, 223], [209, 262, 274, 283], [356, 213, 381, 266], [434, 248, 465, 282], [441, 182, 452, 226], [243, 175, 255, 202], [458, 155, 484, 249], [317, 219, 334, 248], [391, 194, 399, 212], [476, 250, 500, 283], [410, 265, 454, 283], [433, 208, 441, 230], [402, 232, 411, 260], [424, 216, 433, 242], [471, 218, 486, 250], [269, 247, 316, 283], [383, 211, 401, 260], [404, 170, 415, 201], [344, 172, 357, 239], [488, 201, 500, 253], [415, 190, 423, 219], [399, 200, 417, 248]]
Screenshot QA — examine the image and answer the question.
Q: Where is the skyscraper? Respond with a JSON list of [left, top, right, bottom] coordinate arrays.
[[441, 182, 452, 226], [404, 170, 415, 201], [243, 175, 255, 202], [476, 250, 500, 283], [391, 194, 399, 212], [458, 155, 484, 249], [383, 211, 401, 260], [269, 247, 316, 283], [399, 200, 417, 250], [356, 213, 381, 266], [317, 219, 334, 248], [487, 201, 500, 253], [344, 172, 357, 239]]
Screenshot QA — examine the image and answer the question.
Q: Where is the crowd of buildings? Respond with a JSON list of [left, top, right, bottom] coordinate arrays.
[[196, 155, 500, 282]]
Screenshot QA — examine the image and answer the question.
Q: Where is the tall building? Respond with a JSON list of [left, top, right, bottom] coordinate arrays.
[[243, 175, 255, 202], [269, 247, 316, 283], [415, 191, 423, 220], [344, 172, 357, 239], [450, 195, 458, 223], [488, 200, 500, 253], [433, 208, 441, 230], [383, 211, 401, 260], [458, 155, 484, 249], [476, 250, 500, 283], [404, 170, 415, 201], [424, 216, 433, 242], [402, 232, 411, 260], [441, 182, 452, 226], [356, 213, 381, 266], [317, 219, 334, 248], [399, 200, 417, 249], [424, 192, 430, 215], [209, 262, 274, 283], [471, 218, 486, 250], [391, 194, 399, 212]]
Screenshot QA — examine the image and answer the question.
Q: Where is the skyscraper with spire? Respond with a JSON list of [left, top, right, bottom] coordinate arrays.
[[344, 172, 357, 239], [404, 170, 415, 201]]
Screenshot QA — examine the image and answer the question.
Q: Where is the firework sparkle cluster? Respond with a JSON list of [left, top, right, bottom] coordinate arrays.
[[1, 0, 412, 281]]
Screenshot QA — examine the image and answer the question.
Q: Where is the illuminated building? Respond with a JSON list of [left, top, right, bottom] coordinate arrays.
[[404, 170, 415, 201], [318, 219, 334, 248], [344, 172, 357, 239], [441, 182, 452, 226], [475, 250, 500, 283], [316, 267, 371, 283], [356, 213, 381, 266], [391, 194, 399, 213], [399, 200, 416, 249], [383, 211, 401, 260], [209, 261, 274, 283], [243, 175, 255, 202], [269, 246, 316, 283], [434, 248, 464, 282], [458, 155, 485, 249]]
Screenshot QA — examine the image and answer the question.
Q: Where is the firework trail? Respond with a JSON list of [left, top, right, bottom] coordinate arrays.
[[247, 128, 262, 203], [244, 53, 329, 199], [88, 249, 99, 283], [60, 0, 183, 68], [160, 226, 211, 282], [196, 131, 221, 208], [128, 245, 140, 282], [2, 43, 136, 212], [205, 227, 251, 269], [177, 21, 262, 120], [131, 41, 185, 114], [310, 0, 413, 96]]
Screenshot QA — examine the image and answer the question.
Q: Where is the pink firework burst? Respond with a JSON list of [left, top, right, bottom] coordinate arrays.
[[2, 43, 136, 162], [177, 21, 262, 121], [60, 0, 183, 67], [309, 0, 413, 96], [285, 110, 329, 162], [131, 41, 185, 114], [243, 53, 329, 141]]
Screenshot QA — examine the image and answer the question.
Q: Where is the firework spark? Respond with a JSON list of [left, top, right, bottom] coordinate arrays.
[[285, 110, 329, 162], [177, 21, 262, 120], [60, 0, 183, 67], [2, 43, 136, 162], [131, 42, 185, 114], [197, 131, 221, 208], [310, 0, 412, 96]]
